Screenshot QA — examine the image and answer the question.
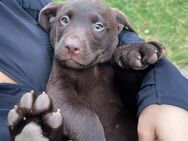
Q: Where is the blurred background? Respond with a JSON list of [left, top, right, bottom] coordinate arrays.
[[54, 0, 188, 74]]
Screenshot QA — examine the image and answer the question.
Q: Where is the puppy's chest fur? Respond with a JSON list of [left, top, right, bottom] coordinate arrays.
[[73, 64, 123, 114], [62, 64, 137, 140]]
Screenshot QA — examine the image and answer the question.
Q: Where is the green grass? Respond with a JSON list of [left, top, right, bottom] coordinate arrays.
[[54, 0, 188, 67]]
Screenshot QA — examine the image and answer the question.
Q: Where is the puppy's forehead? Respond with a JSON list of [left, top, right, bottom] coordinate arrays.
[[66, 0, 105, 9], [61, 0, 112, 18]]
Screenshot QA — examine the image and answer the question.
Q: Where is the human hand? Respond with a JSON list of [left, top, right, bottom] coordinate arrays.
[[111, 41, 165, 70], [137, 104, 188, 141]]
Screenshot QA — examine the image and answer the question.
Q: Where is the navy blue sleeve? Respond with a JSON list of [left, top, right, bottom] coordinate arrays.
[[0, 1, 53, 140], [118, 28, 188, 115], [16, 0, 51, 20], [0, 0, 53, 93], [118, 29, 145, 46], [137, 58, 188, 114]]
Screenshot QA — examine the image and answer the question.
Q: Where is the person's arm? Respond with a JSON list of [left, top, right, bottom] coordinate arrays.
[[118, 28, 144, 46], [118, 29, 188, 141], [112, 28, 164, 115], [16, 0, 51, 20]]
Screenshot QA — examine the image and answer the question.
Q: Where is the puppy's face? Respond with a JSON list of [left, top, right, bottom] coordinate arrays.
[[39, 0, 136, 69]]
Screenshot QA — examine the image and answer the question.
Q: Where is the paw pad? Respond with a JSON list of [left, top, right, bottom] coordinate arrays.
[[15, 122, 49, 141], [44, 109, 63, 129], [8, 105, 23, 128], [20, 90, 35, 112], [34, 92, 51, 114]]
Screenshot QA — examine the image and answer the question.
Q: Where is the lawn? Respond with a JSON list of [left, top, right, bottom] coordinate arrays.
[[54, 0, 188, 67]]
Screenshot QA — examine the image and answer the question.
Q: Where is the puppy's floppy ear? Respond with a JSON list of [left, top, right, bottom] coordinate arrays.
[[112, 8, 137, 33], [38, 2, 63, 32]]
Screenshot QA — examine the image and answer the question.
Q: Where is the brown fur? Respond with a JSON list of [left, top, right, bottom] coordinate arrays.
[[39, 0, 138, 140], [37, 0, 164, 140]]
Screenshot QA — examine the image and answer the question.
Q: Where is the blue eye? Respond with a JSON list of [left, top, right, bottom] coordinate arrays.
[[93, 22, 104, 32], [61, 16, 70, 26]]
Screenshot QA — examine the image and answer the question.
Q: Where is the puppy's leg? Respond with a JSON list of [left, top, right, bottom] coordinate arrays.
[[112, 41, 165, 70]]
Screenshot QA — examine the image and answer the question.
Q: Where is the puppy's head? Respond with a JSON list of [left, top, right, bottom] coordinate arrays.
[[38, 0, 136, 69]]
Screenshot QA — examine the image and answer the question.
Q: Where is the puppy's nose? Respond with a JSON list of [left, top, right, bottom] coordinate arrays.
[[65, 38, 82, 55]]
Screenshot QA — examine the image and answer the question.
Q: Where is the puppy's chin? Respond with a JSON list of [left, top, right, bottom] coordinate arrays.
[[60, 60, 88, 69]]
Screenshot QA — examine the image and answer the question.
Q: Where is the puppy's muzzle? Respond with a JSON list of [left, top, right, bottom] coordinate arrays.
[[64, 36, 83, 55]]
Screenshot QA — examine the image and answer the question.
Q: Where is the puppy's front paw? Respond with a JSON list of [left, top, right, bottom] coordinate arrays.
[[112, 41, 165, 70], [7, 91, 63, 141]]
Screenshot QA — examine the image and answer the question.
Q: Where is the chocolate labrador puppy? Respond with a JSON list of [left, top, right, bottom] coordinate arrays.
[[7, 0, 164, 141]]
